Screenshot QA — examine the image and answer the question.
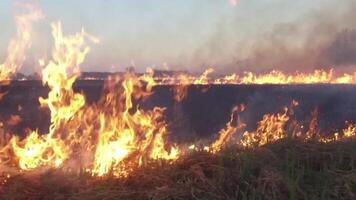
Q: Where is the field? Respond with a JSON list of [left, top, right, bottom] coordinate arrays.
[[2, 81, 356, 140], [1, 81, 356, 199]]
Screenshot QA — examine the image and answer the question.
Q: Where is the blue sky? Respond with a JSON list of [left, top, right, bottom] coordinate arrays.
[[0, 0, 352, 74]]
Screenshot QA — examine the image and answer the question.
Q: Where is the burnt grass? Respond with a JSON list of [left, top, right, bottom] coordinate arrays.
[[1, 139, 356, 200], [2, 82, 356, 199], [2, 81, 356, 141]]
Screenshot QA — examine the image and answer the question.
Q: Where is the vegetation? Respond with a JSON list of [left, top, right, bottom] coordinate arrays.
[[1, 139, 356, 200]]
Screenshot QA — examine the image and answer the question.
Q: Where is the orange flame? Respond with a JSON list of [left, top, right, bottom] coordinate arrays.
[[0, 4, 43, 99], [172, 73, 191, 102], [155, 69, 356, 86], [0, 3, 43, 81], [1, 10, 356, 179], [1, 21, 178, 177], [152, 69, 356, 102], [241, 107, 291, 148], [11, 131, 67, 170], [90, 74, 179, 177], [5, 22, 98, 171], [210, 105, 245, 153]]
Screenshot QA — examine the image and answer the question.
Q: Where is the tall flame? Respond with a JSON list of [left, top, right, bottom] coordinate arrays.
[[210, 105, 245, 153], [0, 3, 43, 82], [0, 3, 43, 169], [1, 8, 356, 180], [90, 74, 179, 177], [39, 22, 98, 136], [1, 21, 178, 176], [9, 22, 98, 170]]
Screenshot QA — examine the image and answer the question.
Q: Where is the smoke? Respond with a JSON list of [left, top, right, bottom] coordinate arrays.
[[191, 0, 356, 74], [2, 1, 356, 74], [322, 29, 356, 67]]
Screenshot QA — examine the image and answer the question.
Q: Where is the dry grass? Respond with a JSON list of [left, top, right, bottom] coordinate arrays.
[[1, 139, 356, 200]]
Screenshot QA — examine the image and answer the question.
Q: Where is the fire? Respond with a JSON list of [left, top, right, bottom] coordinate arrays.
[[172, 73, 191, 102], [0, 3, 43, 81], [318, 123, 356, 143], [210, 105, 245, 153], [1, 20, 179, 177], [1, 4, 356, 180], [155, 68, 215, 102], [148, 69, 356, 102], [238, 103, 356, 148], [305, 108, 319, 140], [0, 4, 43, 99], [38, 22, 98, 135], [0, 3, 43, 169], [193, 68, 214, 85], [241, 107, 291, 148], [11, 131, 67, 170], [342, 124, 356, 138], [1, 21, 99, 171], [240, 70, 331, 84], [154, 69, 356, 88], [90, 75, 179, 177]]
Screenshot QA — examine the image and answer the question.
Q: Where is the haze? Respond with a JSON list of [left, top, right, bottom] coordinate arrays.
[[0, 0, 355, 74]]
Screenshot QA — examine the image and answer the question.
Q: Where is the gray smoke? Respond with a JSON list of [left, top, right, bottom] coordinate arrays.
[[190, 0, 356, 74]]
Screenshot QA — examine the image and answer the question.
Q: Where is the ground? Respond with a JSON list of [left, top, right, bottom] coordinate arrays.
[[1, 139, 355, 200]]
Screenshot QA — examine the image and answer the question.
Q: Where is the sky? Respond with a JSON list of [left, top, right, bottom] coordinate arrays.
[[0, 0, 355, 74]]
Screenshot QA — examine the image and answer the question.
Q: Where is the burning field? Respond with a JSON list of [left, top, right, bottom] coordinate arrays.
[[1, 2, 356, 200]]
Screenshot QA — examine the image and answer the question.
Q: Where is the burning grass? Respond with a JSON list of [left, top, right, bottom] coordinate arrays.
[[1, 138, 356, 200], [1, 4, 356, 199]]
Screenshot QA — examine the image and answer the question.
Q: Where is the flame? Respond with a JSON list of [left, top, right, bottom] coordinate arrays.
[[0, 4, 43, 99], [0, 20, 180, 177], [193, 68, 214, 85], [241, 107, 291, 148], [38, 22, 98, 135], [305, 108, 319, 140], [210, 105, 245, 153], [341, 124, 356, 138], [1, 8, 356, 179], [155, 69, 356, 87], [11, 131, 67, 170], [91, 74, 179, 177], [0, 3, 43, 169], [237, 103, 356, 148], [214, 73, 238, 84], [172, 73, 191, 102], [150, 69, 356, 102], [0, 3, 43, 80], [4, 22, 99, 171]]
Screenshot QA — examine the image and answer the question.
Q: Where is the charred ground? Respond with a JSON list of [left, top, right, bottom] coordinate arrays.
[[1, 81, 356, 142]]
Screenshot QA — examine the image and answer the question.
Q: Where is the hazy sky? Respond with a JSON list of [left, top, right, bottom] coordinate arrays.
[[0, 0, 353, 74]]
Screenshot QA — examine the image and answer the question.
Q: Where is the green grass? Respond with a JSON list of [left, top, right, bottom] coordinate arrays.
[[1, 139, 356, 200]]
